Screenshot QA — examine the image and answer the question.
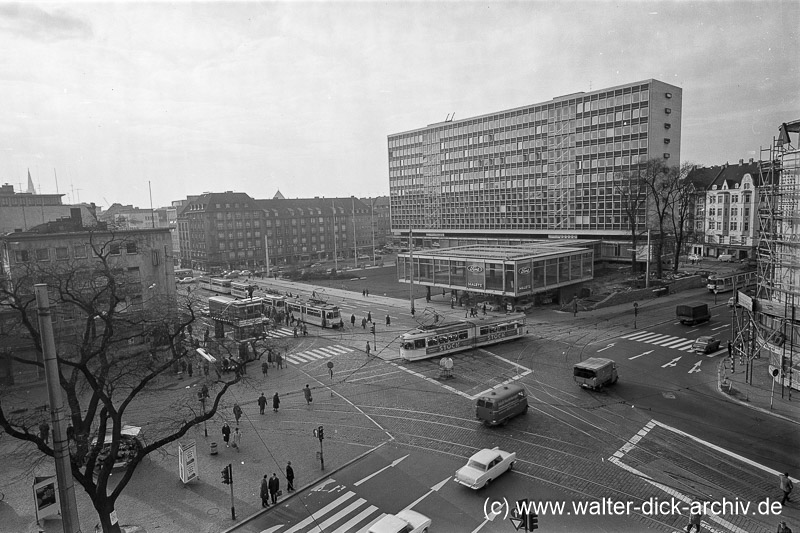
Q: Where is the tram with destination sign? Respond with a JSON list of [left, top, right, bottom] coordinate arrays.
[[400, 314, 526, 361], [706, 270, 757, 293], [285, 299, 342, 329]]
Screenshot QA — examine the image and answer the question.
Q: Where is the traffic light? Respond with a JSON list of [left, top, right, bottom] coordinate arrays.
[[526, 512, 538, 530], [370, 324, 375, 334], [318, 425, 324, 441], [221, 464, 232, 485]]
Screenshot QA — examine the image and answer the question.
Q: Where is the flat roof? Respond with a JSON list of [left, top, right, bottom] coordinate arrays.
[[399, 243, 589, 262]]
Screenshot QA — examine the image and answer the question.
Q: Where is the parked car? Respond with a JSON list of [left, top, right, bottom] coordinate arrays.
[[178, 277, 196, 284], [368, 510, 431, 533], [717, 254, 734, 262], [692, 335, 721, 354], [239, 270, 252, 277], [454, 447, 515, 489]]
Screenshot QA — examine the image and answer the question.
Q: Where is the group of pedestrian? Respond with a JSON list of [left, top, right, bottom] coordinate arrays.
[[221, 422, 242, 451], [362, 288, 370, 297], [257, 392, 281, 414], [260, 462, 295, 507]]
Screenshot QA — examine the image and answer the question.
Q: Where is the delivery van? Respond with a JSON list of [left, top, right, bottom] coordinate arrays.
[[574, 358, 618, 390], [475, 383, 528, 426]]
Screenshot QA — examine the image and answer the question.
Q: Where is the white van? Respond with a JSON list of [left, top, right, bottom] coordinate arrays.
[[717, 254, 734, 262]]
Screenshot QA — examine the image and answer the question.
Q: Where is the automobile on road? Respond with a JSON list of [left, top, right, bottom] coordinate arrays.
[[454, 447, 515, 489], [368, 510, 431, 533], [692, 335, 721, 354], [573, 357, 618, 390]]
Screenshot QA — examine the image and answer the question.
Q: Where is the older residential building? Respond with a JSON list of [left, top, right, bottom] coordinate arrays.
[[176, 191, 372, 272], [388, 79, 682, 257], [0, 209, 176, 385]]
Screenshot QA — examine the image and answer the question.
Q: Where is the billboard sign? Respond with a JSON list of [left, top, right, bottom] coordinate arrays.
[[465, 262, 485, 290]]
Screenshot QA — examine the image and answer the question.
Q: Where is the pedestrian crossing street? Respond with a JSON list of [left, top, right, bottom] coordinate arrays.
[[271, 489, 387, 533], [619, 330, 712, 352], [284, 345, 354, 365]]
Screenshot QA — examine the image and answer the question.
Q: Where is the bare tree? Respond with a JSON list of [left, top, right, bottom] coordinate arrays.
[[638, 158, 681, 279], [668, 162, 698, 272], [0, 231, 240, 533], [615, 169, 648, 274]]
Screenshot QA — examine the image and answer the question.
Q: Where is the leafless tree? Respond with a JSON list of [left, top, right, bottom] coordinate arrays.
[[615, 169, 648, 274], [668, 162, 698, 272], [0, 231, 240, 533]]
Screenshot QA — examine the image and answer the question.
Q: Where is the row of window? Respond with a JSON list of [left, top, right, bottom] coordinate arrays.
[[13, 242, 138, 263]]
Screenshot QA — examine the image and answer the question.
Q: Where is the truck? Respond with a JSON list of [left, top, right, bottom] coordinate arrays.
[[573, 358, 618, 390], [676, 303, 711, 326]]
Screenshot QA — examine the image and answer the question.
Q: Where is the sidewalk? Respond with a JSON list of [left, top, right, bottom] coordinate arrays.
[[0, 353, 389, 533], [719, 354, 800, 425]]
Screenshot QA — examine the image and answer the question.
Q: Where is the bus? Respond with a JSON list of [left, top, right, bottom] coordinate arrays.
[[475, 383, 528, 426], [210, 278, 232, 294], [174, 268, 193, 279], [400, 314, 526, 362], [707, 271, 757, 293], [198, 276, 212, 291], [231, 281, 252, 299], [285, 299, 341, 329]]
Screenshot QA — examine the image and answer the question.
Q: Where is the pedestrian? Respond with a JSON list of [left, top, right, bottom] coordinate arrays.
[[303, 384, 313, 405], [442, 288, 446, 298], [362, 289, 366, 297], [203, 361, 210, 376], [685, 502, 702, 533], [233, 403, 243, 425], [366, 288, 369, 297], [268, 348, 274, 367], [362, 317, 367, 329], [273, 392, 280, 412], [302, 323, 308, 336], [366, 341, 371, 356], [38, 420, 50, 444], [221, 422, 231, 448], [262, 361, 269, 377], [260, 475, 270, 507], [385, 314, 391, 326], [780, 472, 794, 506], [482, 303, 487, 315], [268, 473, 280, 505], [411, 307, 415, 317], [293, 326, 298, 338], [351, 314, 356, 327], [258, 393, 267, 415], [232, 427, 242, 451], [778, 520, 793, 533], [338, 317, 344, 329], [286, 461, 295, 492], [276, 352, 284, 369], [367, 311, 372, 323]]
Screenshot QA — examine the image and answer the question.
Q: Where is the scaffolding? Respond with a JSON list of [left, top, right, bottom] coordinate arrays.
[[745, 120, 800, 393]]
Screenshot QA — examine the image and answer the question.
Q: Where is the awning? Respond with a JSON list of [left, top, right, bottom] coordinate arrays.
[[196, 348, 217, 363]]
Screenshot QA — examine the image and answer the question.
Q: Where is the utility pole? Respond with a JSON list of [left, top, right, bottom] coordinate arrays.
[[409, 227, 415, 314], [34, 285, 81, 533]]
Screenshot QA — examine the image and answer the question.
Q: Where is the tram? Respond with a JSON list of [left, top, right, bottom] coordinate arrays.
[[230, 281, 252, 299], [209, 278, 232, 294], [285, 299, 342, 329], [400, 314, 526, 361], [198, 276, 212, 291], [706, 271, 757, 293]]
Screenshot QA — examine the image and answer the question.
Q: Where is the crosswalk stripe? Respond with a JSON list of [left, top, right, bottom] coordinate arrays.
[[310, 498, 369, 532], [355, 516, 387, 533], [304, 350, 329, 360], [283, 491, 356, 533], [650, 335, 682, 345], [643, 334, 674, 344], [317, 346, 348, 355], [331, 506, 380, 533], [632, 333, 665, 342], [621, 331, 648, 339], [287, 353, 315, 363], [624, 331, 660, 341], [660, 338, 691, 348]]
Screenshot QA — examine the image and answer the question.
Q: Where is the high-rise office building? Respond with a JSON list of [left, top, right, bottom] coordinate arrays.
[[388, 79, 681, 245]]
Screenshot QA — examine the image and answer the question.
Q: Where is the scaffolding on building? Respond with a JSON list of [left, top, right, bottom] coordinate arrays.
[[733, 119, 800, 394]]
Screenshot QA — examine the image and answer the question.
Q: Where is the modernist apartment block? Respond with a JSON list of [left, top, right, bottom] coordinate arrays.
[[388, 79, 682, 244]]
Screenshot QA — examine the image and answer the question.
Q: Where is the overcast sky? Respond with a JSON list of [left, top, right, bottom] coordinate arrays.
[[1, 1, 797, 209]]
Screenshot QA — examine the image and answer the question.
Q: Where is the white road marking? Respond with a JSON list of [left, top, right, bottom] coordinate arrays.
[[688, 361, 702, 373], [661, 357, 681, 368]]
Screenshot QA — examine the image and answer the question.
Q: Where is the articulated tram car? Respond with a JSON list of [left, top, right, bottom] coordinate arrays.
[[285, 299, 342, 329], [400, 314, 526, 361]]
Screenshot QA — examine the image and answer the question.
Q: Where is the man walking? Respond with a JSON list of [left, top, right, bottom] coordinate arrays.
[[262, 361, 269, 377], [367, 311, 372, 323], [233, 403, 243, 425], [38, 420, 50, 445], [221, 422, 231, 448], [260, 475, 270, 507], [273, 392, 281, 413], [268, 473, 280, 505], [780, 472, 794, 506], [286, 461, 295, 492], [276, 352, 284, 369], [685, 502, 702, 533], [365, 341, 371, 356], [351, 313, 356, 327], [258, 393, 267, 415], [385, 314, 391, 326], [361, 317, 367, 329], [303, 384, 313, 405]]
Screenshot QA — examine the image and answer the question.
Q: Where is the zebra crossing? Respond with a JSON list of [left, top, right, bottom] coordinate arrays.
[[272, 489, 385, 533], [619, 330, 703, 351], [285, 344, 354, 365]]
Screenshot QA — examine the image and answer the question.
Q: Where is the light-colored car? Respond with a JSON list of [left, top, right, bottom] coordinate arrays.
[[368, 510, 431, 533], [454, 447, 516, 489], [692, 335, 721, 354], [178, 276, 196, 284], [239, 270, 252, 277], [717, 254, 734, 262]]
